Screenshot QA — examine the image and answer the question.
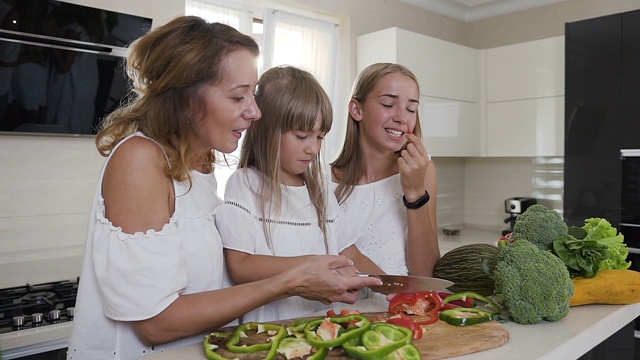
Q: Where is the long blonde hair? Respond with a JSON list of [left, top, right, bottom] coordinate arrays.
[[95, 16, 259, 183], [240, 66, 333, 253], [331, 63, 422, 203]]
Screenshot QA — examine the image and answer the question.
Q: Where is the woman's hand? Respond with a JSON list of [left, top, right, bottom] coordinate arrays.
[[283, 255, 383, 305], [398, 133, 431, 201]]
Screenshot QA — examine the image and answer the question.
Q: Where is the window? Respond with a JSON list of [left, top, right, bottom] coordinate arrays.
[[262, 9, 339, 103], [185, 1, 252, 35]]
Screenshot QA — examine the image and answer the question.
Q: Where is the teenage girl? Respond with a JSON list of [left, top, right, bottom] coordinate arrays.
[[330, 63, 440, 277], [216, 66, 383, 322]]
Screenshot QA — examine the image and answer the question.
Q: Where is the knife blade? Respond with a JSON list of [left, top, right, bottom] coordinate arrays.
[[359, 273, 454, 295]]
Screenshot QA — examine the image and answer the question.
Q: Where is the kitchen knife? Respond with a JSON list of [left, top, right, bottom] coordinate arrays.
[[359, 273, 454, 295]]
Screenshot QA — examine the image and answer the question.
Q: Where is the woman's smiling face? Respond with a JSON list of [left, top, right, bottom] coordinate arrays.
[[351, 72, 420, 153], [190, 48, 261, 156]]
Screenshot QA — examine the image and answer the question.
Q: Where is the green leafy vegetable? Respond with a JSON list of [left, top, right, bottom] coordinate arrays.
[[552, 235, 609, 278], [582, 218, 631, 271]]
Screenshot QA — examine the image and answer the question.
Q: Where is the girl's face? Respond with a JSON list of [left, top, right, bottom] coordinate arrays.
[[350, 72, 419, 153], [191, 49, 261, 156], [279, 117, 325, 186]]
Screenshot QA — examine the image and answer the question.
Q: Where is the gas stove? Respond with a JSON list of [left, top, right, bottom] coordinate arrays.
[[0, 279, 78, 359]]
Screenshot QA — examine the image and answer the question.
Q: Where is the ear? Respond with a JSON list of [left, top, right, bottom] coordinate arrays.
[[348, 99, 364, 121]]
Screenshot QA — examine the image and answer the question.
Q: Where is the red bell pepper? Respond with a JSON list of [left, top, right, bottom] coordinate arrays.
[[388, 291, 442, 317], [386, 313, 425, 340]]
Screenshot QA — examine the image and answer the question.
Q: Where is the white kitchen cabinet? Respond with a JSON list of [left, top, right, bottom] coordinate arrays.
[[421, 96, 481, 157], [486, 97, 564, 156], [357, 27, 481, 156], [485, 36, 565, 156], [486, 36, 564, 102]]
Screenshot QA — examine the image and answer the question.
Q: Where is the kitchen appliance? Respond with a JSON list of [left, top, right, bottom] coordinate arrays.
[[359, 273, 454, 295], [0, 278, 78, 359], [0, 0, 152, 135], [502, 197, 537, 236], [619, 149, 640, 340]]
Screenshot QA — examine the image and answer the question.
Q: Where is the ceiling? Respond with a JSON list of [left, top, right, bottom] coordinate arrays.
[[398, 0, 569, 22]]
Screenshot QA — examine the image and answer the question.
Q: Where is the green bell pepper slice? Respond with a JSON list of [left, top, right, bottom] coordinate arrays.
[[342, 323, 414, 360], [286, 318, 311, 338], [226, 322, 286, 357], [277, 337, 329, 360], [203, 331, 235, 360], [382, 344, 422, 360], [439, 308, 494, 326], [443, 291, 501, 315], [304, 314, 371, 348]]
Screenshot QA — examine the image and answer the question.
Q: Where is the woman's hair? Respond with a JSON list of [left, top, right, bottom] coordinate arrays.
[[95, 16, 259, 182], [240, 66, 333, 253], [331, 63, 422, 203]]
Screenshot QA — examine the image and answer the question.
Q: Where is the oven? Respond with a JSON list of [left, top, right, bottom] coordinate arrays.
[[620, 149, 640, 339], [0, 279, 77, 359]]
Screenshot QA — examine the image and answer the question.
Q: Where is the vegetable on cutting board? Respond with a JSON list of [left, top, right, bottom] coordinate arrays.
[[570, 269, 640, 306]]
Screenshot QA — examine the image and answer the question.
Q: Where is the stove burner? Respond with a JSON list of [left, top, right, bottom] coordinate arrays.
[[0, 279, 78, 333], [21, 291, 56, 305]]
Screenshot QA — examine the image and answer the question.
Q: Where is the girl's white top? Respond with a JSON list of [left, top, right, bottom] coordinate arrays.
[[68, 132, 232, 360], [216, 168, 355, 322], [329, 173, 409, 276]]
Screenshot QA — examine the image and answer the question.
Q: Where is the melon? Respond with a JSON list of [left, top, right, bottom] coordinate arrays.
[[433, 243, 499, 296]]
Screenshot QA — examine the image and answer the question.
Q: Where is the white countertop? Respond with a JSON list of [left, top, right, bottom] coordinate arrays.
[[141, 296, 640, 360]]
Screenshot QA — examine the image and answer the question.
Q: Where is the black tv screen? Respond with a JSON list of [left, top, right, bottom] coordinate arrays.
[[0, 0, 152, 135]]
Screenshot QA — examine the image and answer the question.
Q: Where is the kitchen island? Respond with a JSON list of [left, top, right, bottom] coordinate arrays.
[[141, 299, 640, 360]]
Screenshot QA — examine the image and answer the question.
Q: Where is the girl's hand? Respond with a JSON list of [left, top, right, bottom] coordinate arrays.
[[398, 133, 431, 201], [285, 255, 383, 305]]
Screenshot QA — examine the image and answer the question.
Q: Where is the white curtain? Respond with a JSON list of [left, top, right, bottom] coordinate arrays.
[[262, 9, 339, 103], [185, 1, 252, 36]]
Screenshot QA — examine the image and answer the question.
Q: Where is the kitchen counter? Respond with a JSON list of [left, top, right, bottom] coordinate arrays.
[[142, 297, 640, 360]]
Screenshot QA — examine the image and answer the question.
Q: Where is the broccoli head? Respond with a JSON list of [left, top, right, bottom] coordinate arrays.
[[510, 204, 568, 251], [493, 240, 574, 325]]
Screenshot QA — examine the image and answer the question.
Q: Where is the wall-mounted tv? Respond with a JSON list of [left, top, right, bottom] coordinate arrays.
[[0, 0, 152, 136]]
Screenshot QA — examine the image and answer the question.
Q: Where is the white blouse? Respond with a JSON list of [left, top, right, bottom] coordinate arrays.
[[216, 168, 355, 322], [329, 173, 410, 276], [68, 132, 231, 360]]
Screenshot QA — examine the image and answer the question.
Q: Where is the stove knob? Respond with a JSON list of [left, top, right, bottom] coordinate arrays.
[[67, 307, 75, 318], [12, 315, 25, 327], [32, 313, 43, 324], [49, 309, 61, 321]]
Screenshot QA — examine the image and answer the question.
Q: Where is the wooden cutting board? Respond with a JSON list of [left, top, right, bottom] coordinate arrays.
[[208, 313, 509, 360], [417, 319, 509, 359]]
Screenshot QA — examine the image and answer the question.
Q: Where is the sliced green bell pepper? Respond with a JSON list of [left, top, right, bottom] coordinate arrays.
[[203, 331, 235, 360], [439, 308, 494, 326], [226, 322, 286, 358], [304, 314, 371, 348], [277, 337, 329, 360], [286, 318, 310, 338], [382, 344, 422, 360], [342, 322, 414, 360], [443, 291, 501, 315]]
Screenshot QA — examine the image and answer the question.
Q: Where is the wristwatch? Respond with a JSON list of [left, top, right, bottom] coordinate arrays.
[[403, 190, 430, 209]]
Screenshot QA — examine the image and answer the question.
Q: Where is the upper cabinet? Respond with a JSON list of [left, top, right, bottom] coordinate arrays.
[[485, 36, 565, 157], [486, 36, 564, 102], [357, 27, 481, 157]]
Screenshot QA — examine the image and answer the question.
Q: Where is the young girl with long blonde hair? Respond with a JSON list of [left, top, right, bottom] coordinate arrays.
[[216, 66, 382, 322]]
